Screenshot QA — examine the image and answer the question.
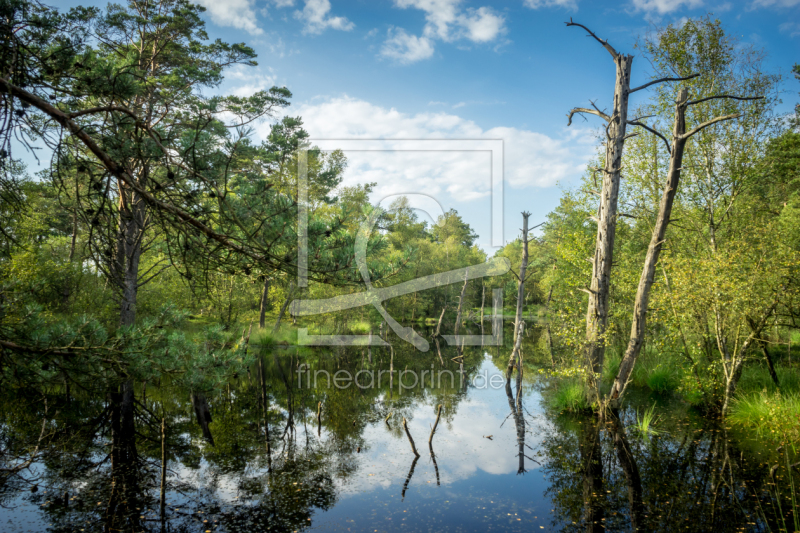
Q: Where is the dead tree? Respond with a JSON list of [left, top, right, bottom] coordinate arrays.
[[565, 19, 699, 392], [609, 88, 763, 403], [506, 212, 531, 379]]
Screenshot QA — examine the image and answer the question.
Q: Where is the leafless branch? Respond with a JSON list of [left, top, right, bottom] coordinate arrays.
[[682, 113, 741, 139], [567, 107, 610, 126], [686, 95, 764, 107], [629, 73, 700, 94], [565, 18, 618, 59], [628, 120, 672, 154]]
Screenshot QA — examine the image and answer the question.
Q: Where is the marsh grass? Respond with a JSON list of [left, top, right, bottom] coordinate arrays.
[[629, 349, 681, 393], [737, 365, 800, 395], [603, 352, 622, 385], [633, 404, 661, 438], [544, 378, 590, 413], [729, 391, 800, 447]]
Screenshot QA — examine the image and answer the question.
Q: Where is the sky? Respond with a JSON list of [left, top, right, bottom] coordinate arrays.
[[52, 0, 800, 252]]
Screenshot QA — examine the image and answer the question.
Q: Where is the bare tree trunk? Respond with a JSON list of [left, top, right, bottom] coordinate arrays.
[[433, 307, 446, 338], [259, 277, 270, 329], [610, 87, 757, 403], [506, 212, 530, 378], [566, 21, 634, 386], [610, 90, 690, 401]]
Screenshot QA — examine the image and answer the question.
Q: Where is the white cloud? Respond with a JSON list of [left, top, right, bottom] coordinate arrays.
[[779, 21, 800, 36], [460, 7, 506, 42], [383, 0, 506, 63], [195, 0, 263, 35], [272, 0, 295, 6], [524, 0, 578, 9], [256, 96, 592, 203], [381, 28, 436, 63], [225, 66, 278, 97], [294, 0, 354, 34], [629, 0, 704, 13]]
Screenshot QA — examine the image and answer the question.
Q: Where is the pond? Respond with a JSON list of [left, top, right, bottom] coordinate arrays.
[[0, 324, 796, 532]]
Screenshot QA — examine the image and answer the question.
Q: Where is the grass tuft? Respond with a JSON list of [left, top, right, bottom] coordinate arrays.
[[633, 404, 661, 438], [728, 391, 800, 443], [546, 378, 590, 413]]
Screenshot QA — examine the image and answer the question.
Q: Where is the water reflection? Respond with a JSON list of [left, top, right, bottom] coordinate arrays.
[[0, 325, 796, 532]]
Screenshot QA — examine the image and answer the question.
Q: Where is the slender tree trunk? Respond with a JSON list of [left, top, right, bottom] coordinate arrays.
[[610, 87, 754, 403], [433, 307, 446, 338], [507, 212, 531, 378], [273, 282, 295, 334], [480, 282, 485, 332], [721, 306, 775, 416], [610, 89, 690, 401], [259, 277, 270, 329], [581, 47, 633, 385], [453, 268, 468, 354], [748, 317, 779, 388], [118, 188, 146, 328]]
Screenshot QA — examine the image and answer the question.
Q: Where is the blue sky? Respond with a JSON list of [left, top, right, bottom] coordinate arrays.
[[54, 0, 800, 251]]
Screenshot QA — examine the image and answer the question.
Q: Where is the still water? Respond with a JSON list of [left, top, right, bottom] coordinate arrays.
[[0, 330, 796, 532]]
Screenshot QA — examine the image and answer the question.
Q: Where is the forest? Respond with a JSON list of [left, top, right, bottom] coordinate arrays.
[[1, 0, 799, 532]]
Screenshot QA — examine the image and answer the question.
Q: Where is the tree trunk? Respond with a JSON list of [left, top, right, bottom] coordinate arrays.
[[433, 307, 446, 338], [748, 317, 779, 388], [258, 277, 270, 329], [191, 392, 215, 445], [610, 89, 690, 401], [610, 87, 754, 403], [506, 212, 531, 378], [581, 49, 634, 385], [117, 187, 147, 328], [480, 282, 485, 332], [453, 268, 468, 344], [272, 281, 295, 334]]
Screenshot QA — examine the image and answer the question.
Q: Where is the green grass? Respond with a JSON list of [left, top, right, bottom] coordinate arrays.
[[603, 352, 622, 385], [545, 378, 590, 413], [628, 349, 681, 393], [728, 391, 800, 443], [633, 404, 661, 438], [737, 365, 800, 395], [646, 365, 679, 392]]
